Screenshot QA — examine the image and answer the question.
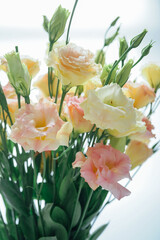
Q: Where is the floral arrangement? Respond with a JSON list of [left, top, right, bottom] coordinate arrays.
[[0, 2, 160, 240]]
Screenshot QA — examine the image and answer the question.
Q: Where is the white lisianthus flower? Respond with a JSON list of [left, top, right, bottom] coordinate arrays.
[[80, 83, 145, 137], [47, 42, 101, 87]]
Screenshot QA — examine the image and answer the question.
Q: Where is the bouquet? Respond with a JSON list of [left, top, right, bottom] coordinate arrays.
[[0, 1, 160, 240]]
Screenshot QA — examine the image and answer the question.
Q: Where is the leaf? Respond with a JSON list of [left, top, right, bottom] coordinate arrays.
[[40, 182, 53, 203], [51, 206, 69, 230], [39, 237, 57, 240], [89, 223, 109, 240], [38, 204, 68, 240], [81, 212, 98, 230], [59, 170, 81, 227], [0, 178, 28, 217], [23, 165, 34, 208], [19, 215, 37, 240]]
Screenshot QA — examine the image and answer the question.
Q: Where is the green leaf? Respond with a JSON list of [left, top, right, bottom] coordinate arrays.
[[23, 166, 33, 208], [81, 212, 98, 230], [89, 223, 109, 240], [40, 182, 53, 203], [43, 15, 49, 32], [38, 204, 68, 240], [51, 206, 69, 230], [19, 215, 37, 240], [39, 237, 57, 240], [0, 178, 28, 217], [110, 136, 126, 152], [59, 170, 81, 227], [104, 26, 120, 47]]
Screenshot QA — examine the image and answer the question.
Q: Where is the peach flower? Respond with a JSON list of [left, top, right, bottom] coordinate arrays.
[[72, 143, 131, 200], [64, 95, 93, 133], [0, 82, 24, 125], [123, 81, 155, 109], [47, 43, 101, 86], [125, 140, 153, 170], [9, 99, 72, 152], [142, 63, 160, 90], [130, 117, 155, 144], [33, 73, 62, 97]]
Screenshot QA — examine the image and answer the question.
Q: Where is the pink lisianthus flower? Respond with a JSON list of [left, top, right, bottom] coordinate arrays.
[[64, 95, 93, 133], [72, 143, 131, 200], [9, 99, 72, 152]]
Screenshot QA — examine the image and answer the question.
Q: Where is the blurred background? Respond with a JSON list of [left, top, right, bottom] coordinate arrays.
[[0, 0, 160, 239]]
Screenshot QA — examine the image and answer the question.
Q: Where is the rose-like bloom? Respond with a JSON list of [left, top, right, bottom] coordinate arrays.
[[72, 143, 131, 200], [125, 140, 153, 170], [142, 63, 160, 89], [130, 117, 155, 144], [64, 95, 93, 133], [33, 73, 62, 97], [47, 43, 101, 87], [123, 81, 155, 108], [9, 99, 72, 152], [81, 83, 145, 137], [0, 56, 39, 77]]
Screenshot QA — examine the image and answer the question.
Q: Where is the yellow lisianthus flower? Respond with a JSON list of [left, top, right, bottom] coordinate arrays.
[[142, 63, 160, 90]]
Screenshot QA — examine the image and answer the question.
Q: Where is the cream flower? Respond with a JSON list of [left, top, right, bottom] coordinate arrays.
[[9, 99, 72, 152], [81, 83, 145, 137], [142, 63, 160, 90], [83, 76, 102, 97], [123, 81, 155, 109], [47, 43, 101, 87]]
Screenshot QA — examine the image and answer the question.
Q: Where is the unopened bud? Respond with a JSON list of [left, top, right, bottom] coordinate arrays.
[[130, 29, 147, 48], [141, 41, 153, 57], [104, 26, 120, 47], [0, 84, 9, 113], [100, 64, 118, 85], [95, 50, 105, 66], [115, 59, 134, 87], [48, 5, 70, 44], [119, 37, 128, 60], [5, 52, 31, 97]]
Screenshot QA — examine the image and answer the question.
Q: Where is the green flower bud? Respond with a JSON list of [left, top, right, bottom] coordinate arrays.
[[100, 64, 118, 85], [5, 52, 31, 97], [104, 26, 120, 47], [130, 29, 147, 48], [110, 16, 120, 27], [141, 41, 153, 57], [0, 84, 9, 113], [115, 59, 134, 87], [119, 37, 128, 61], [95, 50, 105, 66], [48, 5, 70, 44]]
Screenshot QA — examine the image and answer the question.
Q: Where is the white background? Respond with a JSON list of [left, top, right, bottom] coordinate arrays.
[[0, 0, 160, 239]]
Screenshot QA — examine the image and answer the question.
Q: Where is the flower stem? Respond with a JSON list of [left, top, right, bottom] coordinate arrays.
[[31, 151, 46, 237], [66, 0, 79, 44], [68, 178, 84, 238], [73, 188, 93, 240], [55, 79, 60, 103], [59, 89, 67, 116]]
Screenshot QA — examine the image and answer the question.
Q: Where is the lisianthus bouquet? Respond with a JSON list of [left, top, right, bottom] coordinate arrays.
[[0, 2, 160, 240]]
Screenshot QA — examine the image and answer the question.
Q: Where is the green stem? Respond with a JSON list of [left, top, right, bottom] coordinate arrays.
[[31, 151, 46, 237], [59, 90, 67, 116], [0, 210, 10, 239], [17, 93, 21, 108], [48, 67, 53, 99], [68, 178, 84, 238], [66, 0, 79, 44], [39, 152, 47, 196], [51, 151, 56, 203], [73, 188, 93, 240], [24, 95, 30, 104], [105, 45, 132, 85], [132, 55, 143, 68], [55, 79, 60, 103]]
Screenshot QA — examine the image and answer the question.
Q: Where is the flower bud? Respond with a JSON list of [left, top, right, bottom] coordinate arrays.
[[100, 64, 118, 85], [130, 29, 147, 48], [0, 84, 9, 113], [142, 63, 160, 90], [141, 41, 153, 57], [48, 5, 70, 44], [115, 59, 134, 87], [95, 50, 105, 66], [5, 51, 31, 97], [119, 37, 128, 61], [104, 26, 120, 47]]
